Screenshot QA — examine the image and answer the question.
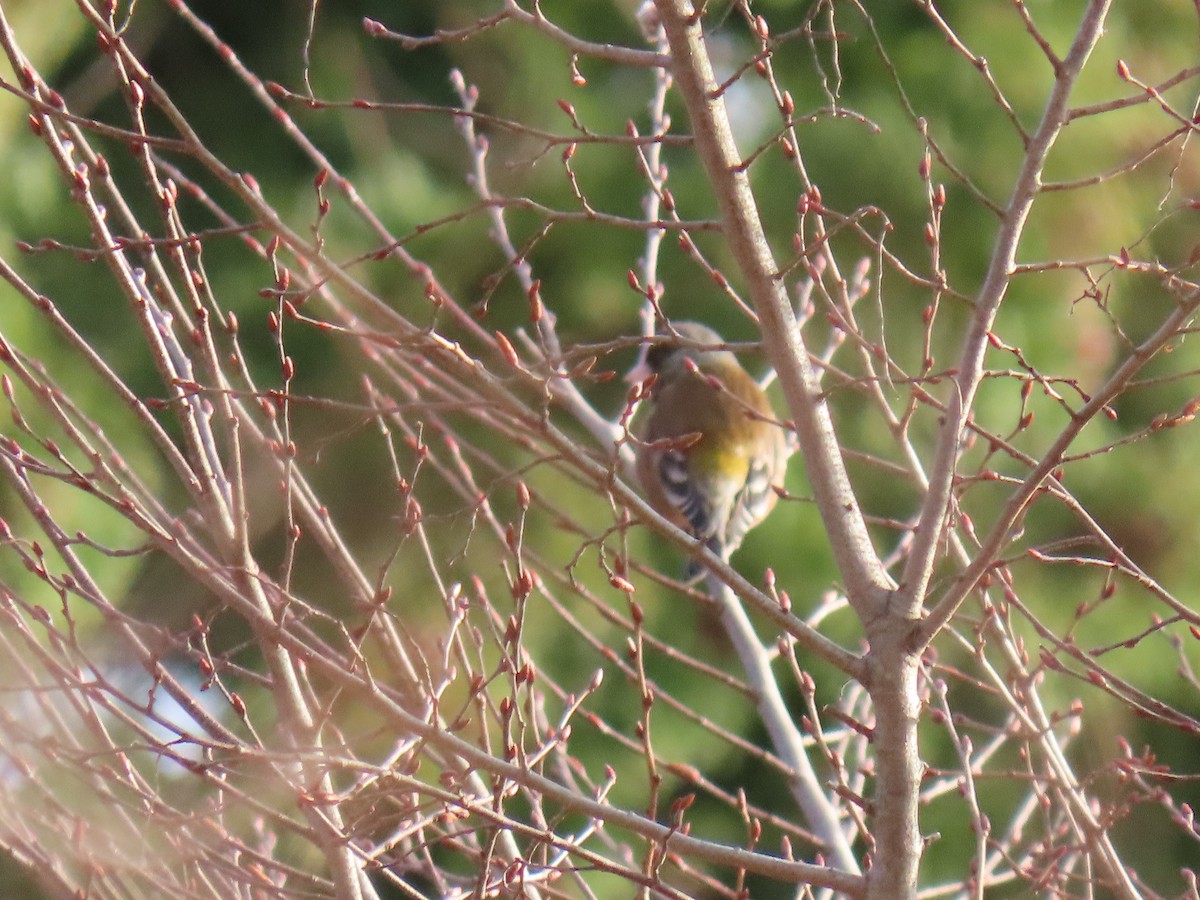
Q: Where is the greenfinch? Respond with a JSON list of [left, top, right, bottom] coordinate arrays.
[[631, 322, 788, 569]]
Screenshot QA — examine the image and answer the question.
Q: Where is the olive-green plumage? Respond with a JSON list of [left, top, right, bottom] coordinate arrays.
[[634, 322, 787, 563]]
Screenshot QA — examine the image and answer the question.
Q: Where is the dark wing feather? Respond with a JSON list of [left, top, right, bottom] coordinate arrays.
[[657, 449, 716, 541]]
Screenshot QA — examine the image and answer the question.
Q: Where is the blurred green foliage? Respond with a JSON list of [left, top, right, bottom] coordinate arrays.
[[1, 0, 1199, 895]]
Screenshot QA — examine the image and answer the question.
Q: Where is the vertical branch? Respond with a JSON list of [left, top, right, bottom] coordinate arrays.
[[708, 576, 860, 875], [897, 0, 1115, 615], [649, 0, 900, 890], [652, 0, 893, 617], [875, 3, 1112, 895]]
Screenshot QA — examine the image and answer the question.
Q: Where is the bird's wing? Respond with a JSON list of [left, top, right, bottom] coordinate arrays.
[[726, 456, 776, 551], [657, 448, 717, 542]]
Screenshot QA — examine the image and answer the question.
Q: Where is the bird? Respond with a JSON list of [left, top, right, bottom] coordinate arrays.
[[630, 321, 788, 573]]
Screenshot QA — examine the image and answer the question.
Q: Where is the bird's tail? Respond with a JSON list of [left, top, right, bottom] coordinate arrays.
[[682, 536, 725, 583]]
